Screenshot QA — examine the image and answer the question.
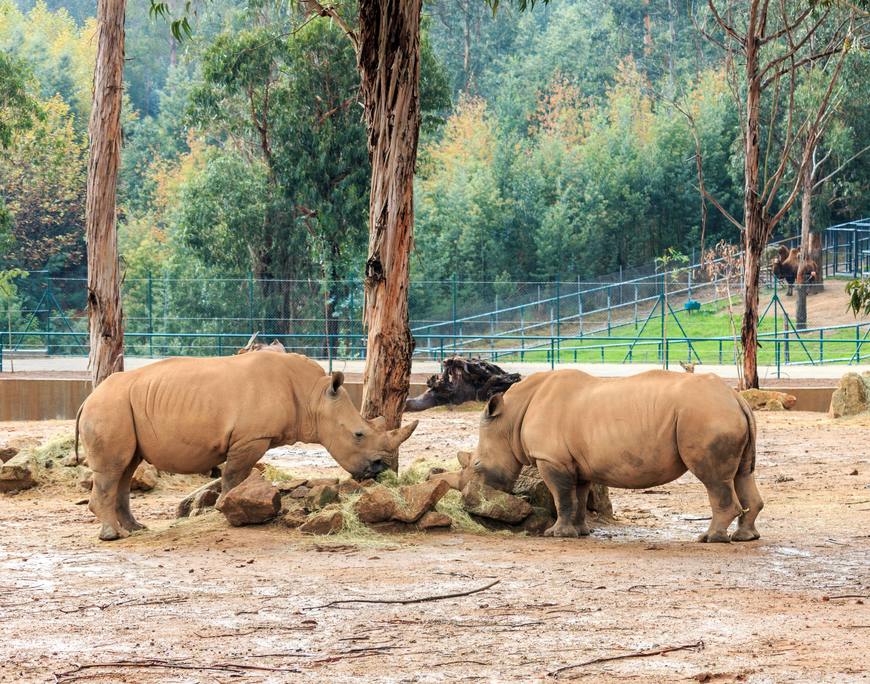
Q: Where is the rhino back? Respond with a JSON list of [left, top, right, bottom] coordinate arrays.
[[519, 370, 747, 488], [123, 354, 318, 473]]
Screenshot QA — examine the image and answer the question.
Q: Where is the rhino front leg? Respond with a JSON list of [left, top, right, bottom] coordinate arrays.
[[573, 480, 592, 536], [216, 439, 272, 507], [538, 460, 582, 538]]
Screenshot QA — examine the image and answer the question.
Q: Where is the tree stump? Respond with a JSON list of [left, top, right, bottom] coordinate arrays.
[[405, 357, 521, 411]]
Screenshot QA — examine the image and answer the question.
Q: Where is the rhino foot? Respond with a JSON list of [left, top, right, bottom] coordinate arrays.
[[99, 524, 130, 541], [545, 522, 582, 538], [731, 527, 760, 542], [696, 530, 731, 543]]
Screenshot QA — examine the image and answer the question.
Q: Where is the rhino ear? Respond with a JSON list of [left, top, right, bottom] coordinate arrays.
[[329, 371, 345, 395], [457, 450, 472, 467], [484, 393, 503, 419]]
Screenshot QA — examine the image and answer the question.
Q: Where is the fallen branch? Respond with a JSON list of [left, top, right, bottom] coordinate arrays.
[[308, 579, 500, 609], [54, 658, 301, 681], [824, 594, 868, 600], [547, 640, 705, 678]]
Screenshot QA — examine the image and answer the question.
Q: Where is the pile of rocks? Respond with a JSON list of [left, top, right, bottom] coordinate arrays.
[[180, 470, 456, 536], [739, 388, 797, 411]]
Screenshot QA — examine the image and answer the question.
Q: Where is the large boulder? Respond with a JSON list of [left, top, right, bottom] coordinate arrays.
[[740, 388, 797, 411], [215, 471, 281, 526], [461, 481, 533, 524], [0, 452, 37, 493], [354, 484, 398, 523], [418, 511, 452, 530], [393, 480, 450, 523], [830, 372, 870, 418]]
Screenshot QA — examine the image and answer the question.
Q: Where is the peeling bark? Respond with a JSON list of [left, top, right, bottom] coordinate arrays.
[[86, 0, 126, 387], [358, 0, 421, 459]]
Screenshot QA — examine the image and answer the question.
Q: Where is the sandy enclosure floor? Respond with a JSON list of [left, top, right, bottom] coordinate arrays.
[[1, 409, 869, 683]]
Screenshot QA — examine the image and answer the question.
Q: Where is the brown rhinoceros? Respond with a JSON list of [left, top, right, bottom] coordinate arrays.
[[434, 369, 763, 543], [75, 352, 418, 540]]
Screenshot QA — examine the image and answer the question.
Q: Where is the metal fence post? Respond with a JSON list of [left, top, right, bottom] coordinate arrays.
[[452, 273, 457, 351], [607, 286, 612, 335], [853, 225, 859, 278], [247, 270, 255, 334], [147, 271, 154, 357], [555, 276, 561, 360]]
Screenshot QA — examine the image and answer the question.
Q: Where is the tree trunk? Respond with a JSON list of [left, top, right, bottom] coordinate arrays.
[[86, 0, 125, 388], [796, 162, 813, 330], [740, 27, 764, 391], [358, 0, 421, 467]]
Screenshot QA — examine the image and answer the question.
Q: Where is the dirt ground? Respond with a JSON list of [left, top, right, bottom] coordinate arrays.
[[1, 408, 869, 683]]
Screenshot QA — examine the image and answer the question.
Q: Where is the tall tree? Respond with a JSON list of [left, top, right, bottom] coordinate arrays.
[[697, 0, 861, 388], [86, 0, 126, 386]]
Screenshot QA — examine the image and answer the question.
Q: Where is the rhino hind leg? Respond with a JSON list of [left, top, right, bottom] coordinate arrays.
[[732, 472, 763, 541], [538, 461, 583, 538], [696, 480, 742, 543], [89, 470, 130, 541], [116, 456, 146, 532]]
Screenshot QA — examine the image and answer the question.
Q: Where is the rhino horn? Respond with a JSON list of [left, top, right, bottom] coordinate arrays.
[[239, 331, 260, 353], [386, 420, 419, 449]]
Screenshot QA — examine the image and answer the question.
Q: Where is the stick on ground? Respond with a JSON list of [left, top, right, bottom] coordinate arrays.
[[309, 579, 500, 609], [547, 640, 705, 678]]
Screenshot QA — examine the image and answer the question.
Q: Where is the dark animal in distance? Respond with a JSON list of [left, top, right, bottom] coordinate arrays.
[[771, 245, 817, 296]]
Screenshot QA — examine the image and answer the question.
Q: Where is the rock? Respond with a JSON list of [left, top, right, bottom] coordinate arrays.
[[353, 484, 398, 523], [461, 481, 533, 524], [740, 388, 797, 411], [0, 453, 37, 493], [281, 506, 309, 528], [0, 446, 20, 463], [304, 484, 340, 511], [299, 508, 344, 535], [77, 466, 93, 491], [61, 451, 81, 467], [131, 462, 159, 491], [513, 466, 556, 517], [307, 477, 340, 487], [418, 511, 452, 530], [176, 479, 221, 518], [275, 478, 308, 493], [518, 506, 556, 536], [393, 480, 450, 523], [587, 483, 614, 519], [215, 471, 281, 526], [830, 372, 870, 418], [338, 479, 364, 495], [287, 485, 310, 499], [370, 520, 416, 533]]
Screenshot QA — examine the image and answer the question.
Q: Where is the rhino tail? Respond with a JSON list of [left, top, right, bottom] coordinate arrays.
[[74, 402, 84, 465], [736, 393, 757, 474]]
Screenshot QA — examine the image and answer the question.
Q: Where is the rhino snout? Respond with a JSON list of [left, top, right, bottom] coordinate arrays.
[[356, 459, 389, 481]]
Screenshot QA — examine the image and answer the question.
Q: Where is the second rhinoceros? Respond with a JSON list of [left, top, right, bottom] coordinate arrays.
[[76, 352, 417, 540], [434, 369, 763, 543]]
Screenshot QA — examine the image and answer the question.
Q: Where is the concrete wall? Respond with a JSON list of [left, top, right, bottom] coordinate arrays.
[[0, 378, 429, 422]]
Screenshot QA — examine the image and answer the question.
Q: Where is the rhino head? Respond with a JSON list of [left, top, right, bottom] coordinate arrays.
[[430, 393, 522, 493], [315, 371, 418, 480]]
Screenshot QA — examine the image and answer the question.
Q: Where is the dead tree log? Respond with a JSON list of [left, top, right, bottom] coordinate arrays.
[[405, 357, 521, 411]]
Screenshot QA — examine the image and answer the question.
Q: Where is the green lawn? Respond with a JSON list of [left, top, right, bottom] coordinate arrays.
[[463, 296, 870, 366]]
